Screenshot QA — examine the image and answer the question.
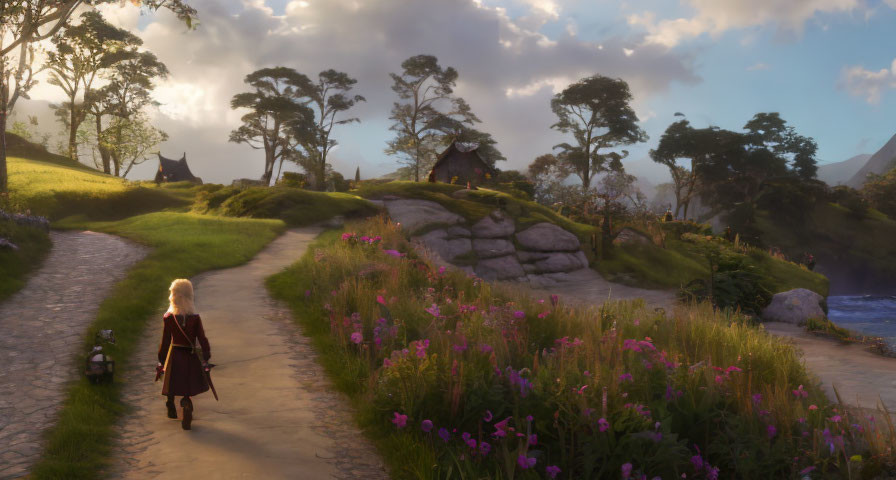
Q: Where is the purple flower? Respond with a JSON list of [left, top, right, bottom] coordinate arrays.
[[493, 417, 511, 438], [513, 310, 526, 319], [550, 294, 559, 306], [517, 455, 536, 469], [598, 417, 610, 432], [483, 410, 493, 422], [438, 428, 450, 442], [829, 415, 842, 423], [619, 373, 633, 383], [479, 343, 493, 354], [528, 434, 537, 446], [752, 393, 762, 405], [691, 454, 703, 471], [546, 465, 561, 479], [621, 462, 632, 479], [767, 425, 777, 438], [424, 304, 440, 317], [391, 412, 407, 428], [415, 339, 430, 358], [479, 441, 491, 456], [350, 332, 363, 344], [421, 419, 433, 432], [383, 249, 405, 257]]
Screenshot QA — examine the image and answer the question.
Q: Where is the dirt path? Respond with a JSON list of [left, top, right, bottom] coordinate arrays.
[[518, 268, 677, 311], [764, 322, 896, 414], [111, 227, 387, 480], [0, 231, 147, 480]]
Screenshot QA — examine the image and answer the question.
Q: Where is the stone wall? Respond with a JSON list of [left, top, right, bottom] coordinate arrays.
[[384, 199, 589, 287]]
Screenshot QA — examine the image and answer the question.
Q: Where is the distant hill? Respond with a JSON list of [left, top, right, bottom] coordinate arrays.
[[817, 154, 871, 186], [847, 133, 896, 188]]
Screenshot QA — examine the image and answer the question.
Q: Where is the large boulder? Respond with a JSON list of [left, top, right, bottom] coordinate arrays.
[[475, 255, 525, 281], [761, 288, 827, 326], [473, 238, 515, 259], [532, 251, 589, 274], [385, 199, 464, 234], [516, 223, 581, 252], [412, 229, 473, 263], [516, 250, 551, 263], [612, 227, 652, 246], [446, 226, 472, 239], [472, 210, 515, 238]]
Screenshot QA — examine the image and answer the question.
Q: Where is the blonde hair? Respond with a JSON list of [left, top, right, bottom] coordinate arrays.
[[167, 279, 196, 315]]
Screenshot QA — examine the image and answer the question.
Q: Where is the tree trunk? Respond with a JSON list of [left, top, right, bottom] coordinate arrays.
[[95, 114, 110, 174], [112, 152, 121, 177], [0, 114, 7, 193], [68, 105, 78, 161], [262, 150, 274, 186], [682, 201, 690, 221]]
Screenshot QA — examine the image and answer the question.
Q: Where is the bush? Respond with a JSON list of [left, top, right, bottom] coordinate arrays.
[[269, 217, 896, 479], [829, 186, 869, 220]]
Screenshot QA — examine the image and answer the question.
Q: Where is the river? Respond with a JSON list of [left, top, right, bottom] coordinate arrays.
[[828, 295, 896, 349]]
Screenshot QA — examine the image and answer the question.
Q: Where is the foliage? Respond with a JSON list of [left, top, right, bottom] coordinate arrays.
[[862, 167, 896, 219], [0, 209, 51, 302], [32, 212, 283, 479], [551, 75, 647, 192], [386, 55, 480, 181], [269, 217, 895, 479], [649, 119, 712, 220], [829, 186, 869, 220]]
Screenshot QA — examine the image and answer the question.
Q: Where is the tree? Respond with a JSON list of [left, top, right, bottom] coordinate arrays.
[[229, 67, 316, 186], [551, 75, 647, 193], [743, 112, 818, 181], [95, 112, 168, 178], [294, 69, 364, 190], [649, 119, 716, 220], [0, 0, 196, 192], [90, 50, 169, 174], [46, 11, 142, 161], [527, 153, 580, 209], [440, 126, 505, 167], [862, 167, 896, 219], [354, 166, 360, 183], [386, 55, 479, 181]]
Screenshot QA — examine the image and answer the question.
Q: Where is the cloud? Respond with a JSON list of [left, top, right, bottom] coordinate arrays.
[[840, 58, 896, 104], [628, 0, 860, 48], [747, 62, 771, 71], [21, 0, 698, 184]]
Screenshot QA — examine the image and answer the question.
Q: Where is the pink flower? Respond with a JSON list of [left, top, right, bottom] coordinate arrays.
[[350, 332, 363, 344], [546, 465, 561, 478], [493, 417, 511, 437], [415, 339, 430, 358], [424, 304, 441, 317], [550, 294, 559, 306], [829, 415, 842, 423], [517, 455, 536, 469], [421, 419, 433, 432], [793, 384, 809, 399], [598, 417, 610, 432], [383, 358, 393, 367], [483, 410, 493, 422], [538, 311, 550, 319], [391, 412, 407, 428], [619, 373, 633, 383], [621, 462, 632, 479], [376, 295, 386, 305], [479, 441, 491, 456], [438, 266, 447, 275], [528, 434, 537, 446], [767, 425, 777, 438], [513, 310, 526, 319], [809, 404, 818, 411], [383, 249, 405, 257]]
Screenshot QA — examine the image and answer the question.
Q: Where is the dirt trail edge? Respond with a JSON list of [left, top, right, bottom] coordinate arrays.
[[0, 231, 147, 480], [765, 322, 896, 414], [111, 227, 387, 480]]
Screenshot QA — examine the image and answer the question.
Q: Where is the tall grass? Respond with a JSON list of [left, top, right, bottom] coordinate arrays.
[[269, 216, 895, 479], [30, 213, 285, 478]]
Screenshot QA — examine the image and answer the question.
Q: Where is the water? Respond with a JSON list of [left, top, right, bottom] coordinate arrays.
[[827, 295, 896, 349]]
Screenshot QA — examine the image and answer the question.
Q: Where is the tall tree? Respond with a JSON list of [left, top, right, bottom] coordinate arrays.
[[743, 112, 818, 180], [0, 0, 195, 192], [91, 50, 169, 175], [295, 69, 364, 190], [229, 67, 315, 186], [386, 55, 479, 181], [649, 119, 716, 220], [551, 75, 647, 193], [46, 11, 141, 161]]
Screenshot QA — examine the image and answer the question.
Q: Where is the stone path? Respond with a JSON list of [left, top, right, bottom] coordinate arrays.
[[0, 231, 147, 480], [110, 227, 387, 480], [516, 268, 677, 311], [764, 322, 896, 415]]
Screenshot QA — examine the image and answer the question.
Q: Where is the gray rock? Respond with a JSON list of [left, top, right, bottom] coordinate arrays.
[[412, 229, 473, 263], [612, 227, 652, 246], [471, 210, 515, 238], [526, 274, 558, 287], [385, 199, 464, 234], [473, 238, 515, 259], [761, 288, 827, 326], [532, 251, 589, 273], [446, 226, 472, 239], [516, 250, 551, 263], [516, 223, 580, 252], [522, 264, 538, 274], [474, 255, 525, 281]]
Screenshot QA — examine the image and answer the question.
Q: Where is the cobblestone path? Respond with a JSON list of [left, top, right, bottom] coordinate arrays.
[[0, 231, 147, 479], [111, 227, 388, 480]]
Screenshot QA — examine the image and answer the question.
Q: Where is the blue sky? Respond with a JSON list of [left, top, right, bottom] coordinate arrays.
[[19, 0, 896, 184]]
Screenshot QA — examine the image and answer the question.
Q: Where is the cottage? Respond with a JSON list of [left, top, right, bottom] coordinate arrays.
[[427, 141, 495, 186], [154, 153, 202, 184]]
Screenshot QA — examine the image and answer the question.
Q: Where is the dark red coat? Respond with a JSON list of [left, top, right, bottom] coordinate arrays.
[[158, 313, 211, 397]]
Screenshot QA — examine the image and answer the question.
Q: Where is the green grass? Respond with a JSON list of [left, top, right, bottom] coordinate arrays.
[[193, 185, 380, 226], [30, 212, 285, 479], [268, 216, 895, 479], [7, 155, 192, 220], [0, 218, 51, 302]]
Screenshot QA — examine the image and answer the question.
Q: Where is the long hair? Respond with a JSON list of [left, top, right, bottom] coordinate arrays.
[[167, 279, 196, 315]]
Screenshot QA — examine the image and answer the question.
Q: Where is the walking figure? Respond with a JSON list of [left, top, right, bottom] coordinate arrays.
[[156, 279, 213, 430]]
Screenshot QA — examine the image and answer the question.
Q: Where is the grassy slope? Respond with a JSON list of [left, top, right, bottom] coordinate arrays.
[[0, 218, 51, 302], [8, 155, 192, 220], [31, 213, 285, 478], [356, 181, 827, 295]]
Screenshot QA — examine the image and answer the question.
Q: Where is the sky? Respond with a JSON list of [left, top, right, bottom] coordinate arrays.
[[12, 0, 896, 185]]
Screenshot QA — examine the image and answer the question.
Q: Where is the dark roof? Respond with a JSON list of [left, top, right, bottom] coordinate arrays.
[[432, 141, 493, 171], [156, 153, 198, 182]]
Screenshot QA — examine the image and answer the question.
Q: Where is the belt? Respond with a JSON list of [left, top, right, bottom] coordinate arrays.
[[172, 344, 193, 350]]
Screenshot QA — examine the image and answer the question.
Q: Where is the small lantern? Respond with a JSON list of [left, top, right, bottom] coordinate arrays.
[[85, 330, 116, 384]]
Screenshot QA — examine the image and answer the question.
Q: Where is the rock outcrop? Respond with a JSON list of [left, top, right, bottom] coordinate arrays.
[[383, 199, 591, 283], [612, 227, 652, 246], [761, 288, 827, 326]]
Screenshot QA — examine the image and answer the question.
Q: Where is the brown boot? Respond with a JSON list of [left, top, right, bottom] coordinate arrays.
[[181, 397, 193, 430], [166, 397, 177, 419]]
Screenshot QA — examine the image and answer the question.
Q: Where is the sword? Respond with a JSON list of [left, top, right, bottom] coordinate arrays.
[[194, 344, 219, 401]]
